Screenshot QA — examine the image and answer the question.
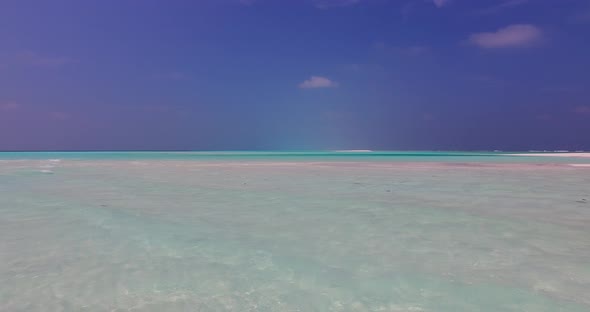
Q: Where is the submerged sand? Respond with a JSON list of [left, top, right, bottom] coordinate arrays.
[[1, 159, 589, 311]]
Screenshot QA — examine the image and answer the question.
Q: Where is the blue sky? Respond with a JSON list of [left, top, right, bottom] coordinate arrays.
[[1, 0, 589, 150]]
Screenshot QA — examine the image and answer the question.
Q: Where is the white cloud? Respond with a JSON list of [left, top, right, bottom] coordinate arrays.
[[468, 24, 542, 49], [299, 76, 339, 89]]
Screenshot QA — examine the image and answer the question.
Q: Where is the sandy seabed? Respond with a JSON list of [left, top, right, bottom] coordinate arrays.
[[1, 159, 589, 311]]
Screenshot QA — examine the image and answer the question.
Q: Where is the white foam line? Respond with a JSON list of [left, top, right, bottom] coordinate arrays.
[[510, 153, 590, 158]]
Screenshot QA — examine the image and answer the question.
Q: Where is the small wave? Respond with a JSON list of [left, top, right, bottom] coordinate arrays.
[[39, 169, 54, 174]]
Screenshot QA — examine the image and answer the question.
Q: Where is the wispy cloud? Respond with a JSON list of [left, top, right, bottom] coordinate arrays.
[[299, 76, 339, 89], [432, 0, 451, 8], [313, 0, 360, 9], [573, 105, 590, 114], [570, 6, 590, 24], [468, 24, 542, 49], [0, 101, 20, 111], [477, 0, 528, 15], [14, 51, 77, 68]]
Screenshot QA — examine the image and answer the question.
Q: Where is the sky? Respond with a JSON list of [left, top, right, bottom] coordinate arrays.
[[1, 0, 589, 151]]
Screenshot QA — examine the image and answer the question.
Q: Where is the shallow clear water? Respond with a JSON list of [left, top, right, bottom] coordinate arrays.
[[1, 151, 589, 163], [1, 152, 589, 311]]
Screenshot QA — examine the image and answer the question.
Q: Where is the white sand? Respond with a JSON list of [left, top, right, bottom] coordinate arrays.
[[508, 153, 590, 167], [509, 153, 590, 158]]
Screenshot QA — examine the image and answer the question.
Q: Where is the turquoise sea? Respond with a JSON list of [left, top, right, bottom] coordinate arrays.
[[1, 152, 589, 311], [0, 150, 590, 163]]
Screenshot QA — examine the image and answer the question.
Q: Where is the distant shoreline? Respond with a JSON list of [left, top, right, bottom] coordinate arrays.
[[509, 153, 590, 158]]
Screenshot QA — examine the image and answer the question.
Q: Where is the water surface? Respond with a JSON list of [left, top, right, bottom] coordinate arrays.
[[1, 152, 589, 311]]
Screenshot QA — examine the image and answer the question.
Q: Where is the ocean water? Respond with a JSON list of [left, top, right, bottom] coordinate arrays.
[[1, 152, 590, 311]]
